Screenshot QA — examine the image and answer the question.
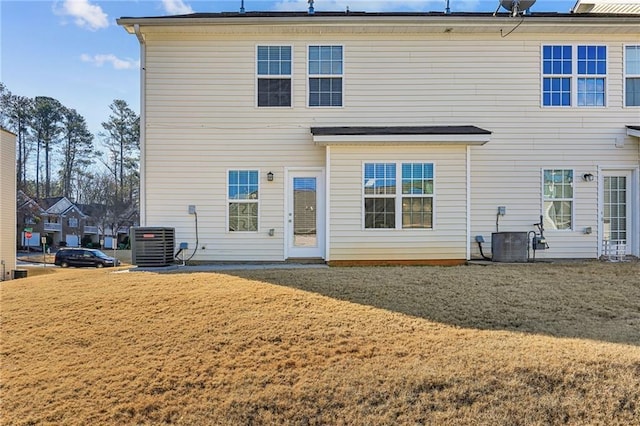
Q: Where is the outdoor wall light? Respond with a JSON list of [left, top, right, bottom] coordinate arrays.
[[582, 173, 595, 182], [267, 171, 274, 182]]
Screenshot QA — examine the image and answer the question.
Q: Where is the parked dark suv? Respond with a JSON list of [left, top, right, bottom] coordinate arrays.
[[54, 248, 120, 268]]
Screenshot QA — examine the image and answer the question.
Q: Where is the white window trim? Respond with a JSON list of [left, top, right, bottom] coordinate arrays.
[[361, 161, 436, 231], [624, 44, 640, 108], [540, 44, 609, 109], [255, 44, 293, 109], [307, 44, 345, 109], [541, 168, 575, 232], [226, 168, 261, 233]]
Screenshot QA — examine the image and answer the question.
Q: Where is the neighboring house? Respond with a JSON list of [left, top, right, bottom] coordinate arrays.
[[572, 0, 640, 14], [1, 128, 17, 279], [16, 192, 132, 249], [118, 4, 640, 264]]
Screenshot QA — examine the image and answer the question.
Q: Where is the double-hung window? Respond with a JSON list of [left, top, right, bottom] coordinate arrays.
[[228, 170, 259, 232], [257, 46, 292, 107], [364, 163, 396, 229], [542, 45, 607, 107], [401, 163, 434, 229], [308, 45, 343, 107], [543, 169, 573, 231], [625, 45, 640, 107], [363, 162, 434, 229]]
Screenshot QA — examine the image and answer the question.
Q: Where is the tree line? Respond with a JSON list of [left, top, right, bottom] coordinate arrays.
[[1, 82, 140, 236]]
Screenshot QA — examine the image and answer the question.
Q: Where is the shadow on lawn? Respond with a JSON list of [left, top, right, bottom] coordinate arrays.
[[226, 261, 640, 347]]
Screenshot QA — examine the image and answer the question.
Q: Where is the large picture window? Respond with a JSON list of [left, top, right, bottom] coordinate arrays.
[[257, 46, 292, 107], [364, 162, 434, 229], [543, 169, 573, 230], [228, 170, 259, 232], [542, 45, 607, 107], [625, 45, 640, 107], [308, 45, 343, 107]]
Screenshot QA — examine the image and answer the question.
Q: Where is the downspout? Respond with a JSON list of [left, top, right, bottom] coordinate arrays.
[[134, 24, 147, 226], [466, 145, 471, 261], [325, 145, 331, 262]]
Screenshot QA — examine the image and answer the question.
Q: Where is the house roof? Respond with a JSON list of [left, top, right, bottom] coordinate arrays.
[[118, 11, 639, 36], [17, 190, 45, 213], [311, 125, 491, 146]]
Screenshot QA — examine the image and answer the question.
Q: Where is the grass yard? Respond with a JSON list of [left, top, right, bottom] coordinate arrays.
[[1, 261, 639, 425]]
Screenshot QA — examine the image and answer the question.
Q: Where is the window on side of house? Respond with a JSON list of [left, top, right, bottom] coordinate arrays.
[[577, 45, 606, 107], [363, 162, 434, 230], [308, 45, 343, 107], [257, 46, 292, 107], [542, 45, 572, 107], [401, 163, 434, 229], [228, 170, 259, 232], [625, 45, 640, 107], [68, 218, 78, 228], [543, 169, 573, 231], [542, 45, 607, 107], [364, 163, 396, 229]]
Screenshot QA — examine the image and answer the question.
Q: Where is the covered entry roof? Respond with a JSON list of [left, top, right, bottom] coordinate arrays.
[[311, 125, 491, 145], [627, 125, 640, 138]]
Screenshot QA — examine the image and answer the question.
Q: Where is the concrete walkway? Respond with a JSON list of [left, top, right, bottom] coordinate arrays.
[[127, 262, 329, 273]]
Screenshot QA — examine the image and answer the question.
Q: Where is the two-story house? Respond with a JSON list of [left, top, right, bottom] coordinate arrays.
[[118, 2, 639, 264], [16, 192, 110, 249], [1, 128, 16, 279]]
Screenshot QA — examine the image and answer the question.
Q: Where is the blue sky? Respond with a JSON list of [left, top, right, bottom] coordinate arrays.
[[1, 0, 577, 137]]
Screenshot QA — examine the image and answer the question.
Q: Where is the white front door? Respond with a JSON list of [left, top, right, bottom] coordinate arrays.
[[600, 170, 634, 255], [287, 169, 325, 259]]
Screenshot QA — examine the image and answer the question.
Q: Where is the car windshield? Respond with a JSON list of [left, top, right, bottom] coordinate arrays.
[[93, 250, 112, 259]]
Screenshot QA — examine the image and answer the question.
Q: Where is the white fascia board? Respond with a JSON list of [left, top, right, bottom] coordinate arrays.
[[313, 134, 490, 146], [627, 127, 640, 138]]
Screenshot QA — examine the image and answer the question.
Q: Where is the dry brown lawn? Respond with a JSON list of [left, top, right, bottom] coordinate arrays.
[[1, 261, 639, 425]]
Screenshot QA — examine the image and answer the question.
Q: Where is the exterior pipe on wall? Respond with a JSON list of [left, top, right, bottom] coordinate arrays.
[[134, 24, 147, 226]]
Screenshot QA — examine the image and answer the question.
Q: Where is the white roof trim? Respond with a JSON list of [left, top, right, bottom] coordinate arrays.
[[627, 127, 640, 138], [314, 133, 490, 146]]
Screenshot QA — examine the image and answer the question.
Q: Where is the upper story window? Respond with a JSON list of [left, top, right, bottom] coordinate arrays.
[[228, 170, 259, 232], [542, 45, 607, 107], [543, 169, 573, 231], [363, 162, 434, 230], [625, 45, 640, 107], [68, 218, 78, 228], [257, 46, 292, 107], [308, 45, 343, 107]]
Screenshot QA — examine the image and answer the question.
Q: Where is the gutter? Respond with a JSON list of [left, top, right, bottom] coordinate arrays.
[[134, 24, 147, 227], [117, 15, 639, 37]]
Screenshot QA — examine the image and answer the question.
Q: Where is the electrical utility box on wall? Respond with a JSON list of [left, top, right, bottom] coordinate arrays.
[[131, 227, 175, 267], [491, 232, 528, 263]]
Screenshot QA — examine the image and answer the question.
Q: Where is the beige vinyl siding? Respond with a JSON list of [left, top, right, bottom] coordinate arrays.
[[328, 145, 467, 261], [1, 129, 16, 278], [138, 23, 639, 261]]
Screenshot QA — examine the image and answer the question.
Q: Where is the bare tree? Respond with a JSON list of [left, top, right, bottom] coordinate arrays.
[[100, 100, 139, 203]]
